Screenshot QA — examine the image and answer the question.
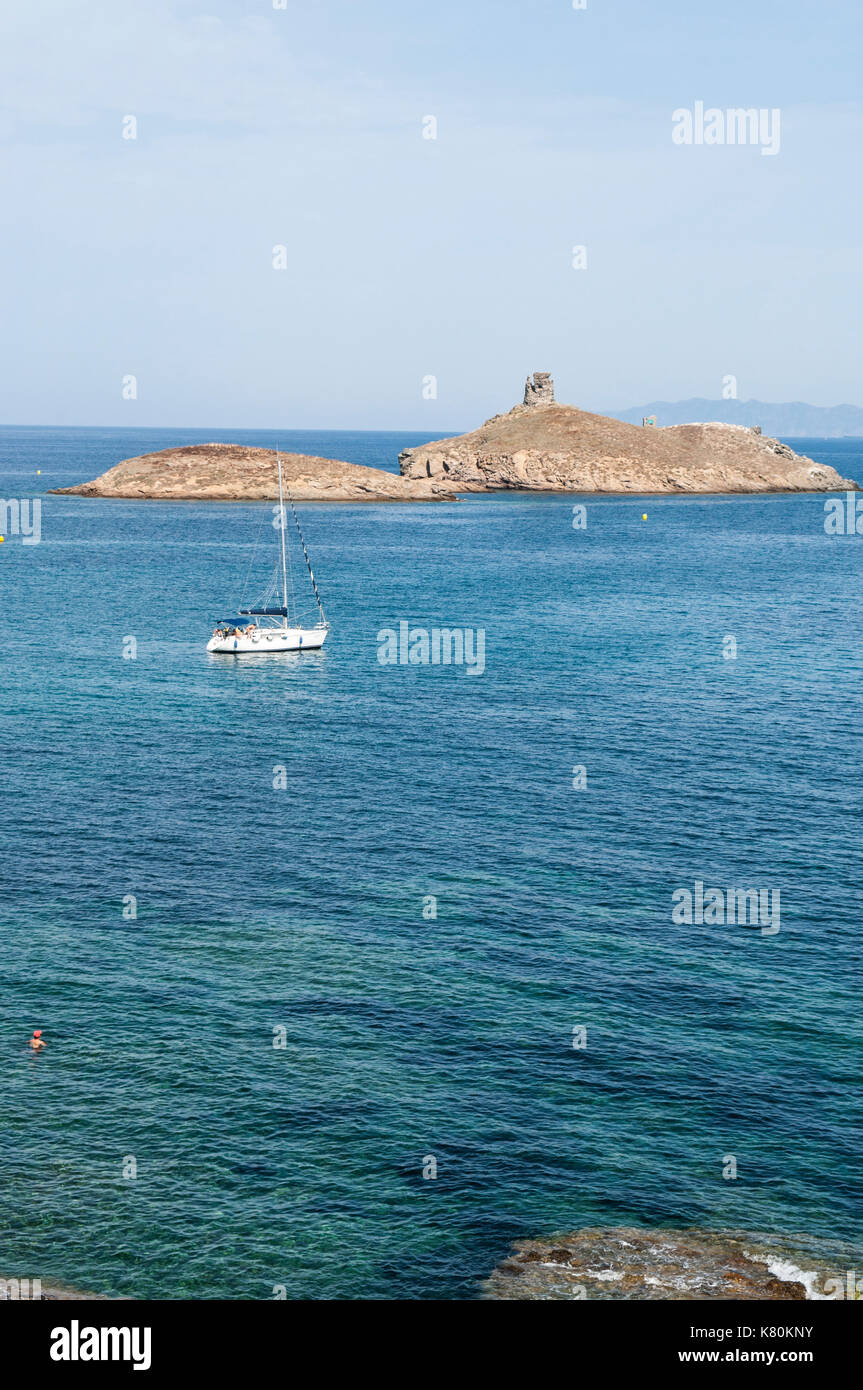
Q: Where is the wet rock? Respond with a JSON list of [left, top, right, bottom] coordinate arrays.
[[482, 1226, 853, 1301]]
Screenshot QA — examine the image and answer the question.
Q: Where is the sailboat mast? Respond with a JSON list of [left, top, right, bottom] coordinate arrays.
[[277, 454, 289, 618]]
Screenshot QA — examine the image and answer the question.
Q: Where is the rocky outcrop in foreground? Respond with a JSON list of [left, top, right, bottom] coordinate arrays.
[[51, 445, 456, 503], [483, 1226, 856, 1300], [400, 374, 858, 494]]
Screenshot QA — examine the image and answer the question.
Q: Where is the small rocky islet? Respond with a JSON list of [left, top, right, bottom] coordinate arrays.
[[50, 374, 857, 501], [50, 444, 457, 503]]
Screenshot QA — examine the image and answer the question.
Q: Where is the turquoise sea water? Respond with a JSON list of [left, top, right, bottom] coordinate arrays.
[[1, 427, 862, 1300]]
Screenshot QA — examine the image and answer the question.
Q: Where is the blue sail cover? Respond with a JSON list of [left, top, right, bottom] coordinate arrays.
[[238, 606, 289, 616]]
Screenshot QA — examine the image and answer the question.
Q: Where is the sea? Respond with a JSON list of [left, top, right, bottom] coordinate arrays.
[[1, 426, 861, 1299]]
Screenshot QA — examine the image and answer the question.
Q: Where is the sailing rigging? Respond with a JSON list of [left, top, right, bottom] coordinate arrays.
[[206, 456, 330, 655]]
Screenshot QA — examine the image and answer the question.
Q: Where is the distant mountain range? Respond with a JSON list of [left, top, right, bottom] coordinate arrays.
[[611, 399, 863, 438]]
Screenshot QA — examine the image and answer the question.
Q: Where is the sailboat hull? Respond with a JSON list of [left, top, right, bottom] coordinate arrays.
[[208, 457, 329, 655], [207, 626, 329, 654]]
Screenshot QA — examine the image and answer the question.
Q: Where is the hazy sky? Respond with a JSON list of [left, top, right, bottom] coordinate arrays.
[[2, 0, 861, 428]]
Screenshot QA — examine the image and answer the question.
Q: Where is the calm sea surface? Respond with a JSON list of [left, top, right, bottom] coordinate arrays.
[[1, 427, 862, 1299]]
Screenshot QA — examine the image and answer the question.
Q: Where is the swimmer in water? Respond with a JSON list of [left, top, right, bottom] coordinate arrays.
[[28, 1029, 46, 1052]]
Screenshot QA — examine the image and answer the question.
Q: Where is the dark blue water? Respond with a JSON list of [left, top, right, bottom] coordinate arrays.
[[1, 428, 862, 1299]]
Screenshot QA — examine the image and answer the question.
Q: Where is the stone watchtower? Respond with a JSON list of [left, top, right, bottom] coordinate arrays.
[[523, 372, 554, 406]]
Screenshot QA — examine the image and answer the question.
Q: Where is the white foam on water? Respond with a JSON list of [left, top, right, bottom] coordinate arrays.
[[539, 1262, 623, 1282], [745, 1251, 830, 1300]]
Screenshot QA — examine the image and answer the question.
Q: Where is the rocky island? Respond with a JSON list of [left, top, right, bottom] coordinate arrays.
[[51, 444, 457, 502], [399, 373, 858, 494], [52, 377, 857, 501]]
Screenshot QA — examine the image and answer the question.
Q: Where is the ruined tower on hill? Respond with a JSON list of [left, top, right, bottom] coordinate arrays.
[[523, 372, 554, 406]]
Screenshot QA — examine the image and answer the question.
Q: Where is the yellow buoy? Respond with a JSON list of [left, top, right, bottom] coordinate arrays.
[[642, 513, 647, 521]]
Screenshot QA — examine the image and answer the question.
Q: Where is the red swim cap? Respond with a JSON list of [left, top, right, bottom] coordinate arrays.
[[33, 1029, 42, 1037]]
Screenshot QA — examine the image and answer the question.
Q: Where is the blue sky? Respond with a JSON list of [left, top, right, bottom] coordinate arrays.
[[1, 0, 861, 428]]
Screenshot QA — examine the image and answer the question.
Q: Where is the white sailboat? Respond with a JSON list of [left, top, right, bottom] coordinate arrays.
[[207, 456, 330, 655]]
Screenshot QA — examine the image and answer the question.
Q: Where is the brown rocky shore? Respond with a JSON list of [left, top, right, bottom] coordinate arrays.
[[482, 1226, 857, 1300], [51, 444, 457, 503], [399, 373, 858, 494]]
